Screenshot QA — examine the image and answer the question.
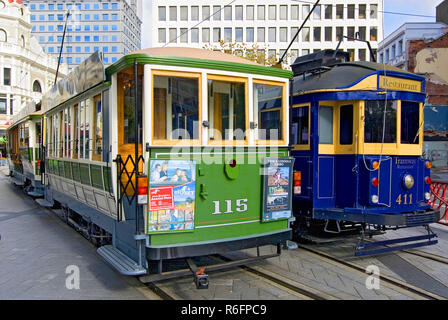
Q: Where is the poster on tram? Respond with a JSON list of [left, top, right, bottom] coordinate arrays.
[[262, 157, 294, 223], [146, 160, 196, 234]]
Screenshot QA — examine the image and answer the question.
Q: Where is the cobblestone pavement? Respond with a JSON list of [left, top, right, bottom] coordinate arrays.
[[0, 173, 154, 300]]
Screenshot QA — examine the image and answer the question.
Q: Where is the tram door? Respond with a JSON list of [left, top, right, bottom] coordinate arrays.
[[117, 67, 143, 195]]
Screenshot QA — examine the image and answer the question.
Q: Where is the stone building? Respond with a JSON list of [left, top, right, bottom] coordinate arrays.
[[0, 0, 67, 152]]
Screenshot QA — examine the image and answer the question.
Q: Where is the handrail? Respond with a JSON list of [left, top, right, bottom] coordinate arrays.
[[430, 181, 448, 226]]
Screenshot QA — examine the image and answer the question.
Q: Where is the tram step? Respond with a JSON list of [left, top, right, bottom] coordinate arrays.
[[97, 245, 146, 276], [28, 191, 44, 198], [35, 199, 54, 208], [11, 177, 24, 186]]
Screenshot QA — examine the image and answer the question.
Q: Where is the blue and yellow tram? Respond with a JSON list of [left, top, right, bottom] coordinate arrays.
[[289, 50, 441, 255]]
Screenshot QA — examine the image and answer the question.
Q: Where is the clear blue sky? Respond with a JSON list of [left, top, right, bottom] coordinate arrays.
[[384, 0, 443, 37], [142, 0, 445, 48]]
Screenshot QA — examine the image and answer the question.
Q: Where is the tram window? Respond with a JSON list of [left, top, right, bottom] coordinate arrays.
[[253, 82, 283, 141], [73, 104, 79, 159], [84, 99, 92, 159], [119, 72, 143, 145], [36, 122, 41, 145], [291, 106, 309, 145], [401, 101, 420, 145], [58, 111, 63, 158], [208, 79, 246, 141], [364, 100, 397, 143], [93, 94, 102, 160], [80, 101, 85, 158], [319, 106, 333, 144], [339, 104, 353, 145], [153, 75, 199, 141]]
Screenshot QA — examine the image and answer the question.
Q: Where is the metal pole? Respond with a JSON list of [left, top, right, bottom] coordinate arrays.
[[134, 59, 139, 234], [277, 0, 320, 66], [55, 10, 71, 84]]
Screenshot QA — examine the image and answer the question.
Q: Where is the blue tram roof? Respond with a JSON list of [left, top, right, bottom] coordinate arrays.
[[292, 61, 423, 95]]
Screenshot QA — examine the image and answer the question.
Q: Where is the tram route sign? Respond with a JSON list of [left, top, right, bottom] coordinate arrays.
[[262, 157, 295, 223]]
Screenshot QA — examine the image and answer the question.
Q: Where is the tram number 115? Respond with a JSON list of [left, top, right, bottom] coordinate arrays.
[[212, 199, 248, 215]]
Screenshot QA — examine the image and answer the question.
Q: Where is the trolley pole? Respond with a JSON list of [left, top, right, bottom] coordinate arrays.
[[55, 10, 71, 84]]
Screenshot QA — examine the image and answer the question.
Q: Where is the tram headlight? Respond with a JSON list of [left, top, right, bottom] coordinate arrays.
[[425, 192, 431, 201], [403, 175, 415, 190], [371, 195, 379, 204]]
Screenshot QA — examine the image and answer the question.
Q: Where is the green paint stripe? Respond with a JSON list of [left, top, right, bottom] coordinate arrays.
[[106, 54, 293, 80]]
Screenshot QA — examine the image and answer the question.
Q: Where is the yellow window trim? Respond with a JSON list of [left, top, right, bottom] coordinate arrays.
[[291, 103, 311, 151], [253, 79, 287, 146], [207, 74, 249, 145], [151, 70, 202, 146]]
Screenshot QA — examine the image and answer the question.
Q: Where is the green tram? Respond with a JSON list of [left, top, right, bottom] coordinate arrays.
[[36, 49, 294, 286], [7, 101, 44, 197]]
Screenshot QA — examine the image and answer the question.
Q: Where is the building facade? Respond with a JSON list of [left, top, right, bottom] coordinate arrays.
[[0, 0, 67, 139], [150, 0, 384, 64], [23, 0, 142, 70], [378, 22, 447, 70]]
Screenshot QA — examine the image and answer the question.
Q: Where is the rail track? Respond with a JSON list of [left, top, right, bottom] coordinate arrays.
[[402, 249, 448, 266], [299, 245, 446, 300]]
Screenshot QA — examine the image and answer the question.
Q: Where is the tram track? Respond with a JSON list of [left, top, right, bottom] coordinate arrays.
[[215, 254, 339, 300], [402, 249, 448, 266], [299, 245, 446, 300]]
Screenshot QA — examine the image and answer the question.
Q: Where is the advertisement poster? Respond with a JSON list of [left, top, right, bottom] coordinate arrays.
[[262, 158, 294, 222], [147, 160, 196, 233]]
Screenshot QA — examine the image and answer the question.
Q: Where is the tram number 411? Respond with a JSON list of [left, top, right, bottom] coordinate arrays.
[[396, 194, 413, 205], [212, 199, 248, 215]]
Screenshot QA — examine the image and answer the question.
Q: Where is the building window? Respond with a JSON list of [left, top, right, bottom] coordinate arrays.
[[224, 28, 232, 42], [391, 45, 396, 59], [268, 27, 276, 42], [213, 28, 221, 42], [348, 4, 355, 19], [3, 68, 11, 86], [336, 4, 344, 19], [370, 27, 378, 41], [279, 5, 287, 20], [257, 5, 265, 20], [302, 27, 310, 42], [246, 28, 254, 42], [291, 27, 299, 43], [347, 27, 355, 40], [398, 40, 403, 56], [370, 4, 378, 19], [359, 49, 366, 61], [0, 29, 6, 42], [303, 5, 310, 19], [291, 5, 299, 20], [324, 5, 332, 19], [257, 27, 265, 42], [235, 28, 243, 42], [224, 6, 232, 20], [336, 27, 344, 41], [169, 6, 177, 21], [202, 28, 210, 43], [169, 29, 177, 43], [180, 6, 188, 21], [246, 5, 254, 20], [359, 27, 366, 40], [325, 27, 332, 41], [180, 28, 188, 43], [280, 27, 287, 42], [359, 4, 366, 19], [191, 28, 199, 43], [235, 6, 243, 20], [314, 5, 321, 19], [202, 6, 210, 21], [314, 27, 321, 42], [213, 6, 221, 21], [191, 6, 199, 21], [21, 35, 25, 48], [268, 5, 276, 20], [0, 96, 6, 115]]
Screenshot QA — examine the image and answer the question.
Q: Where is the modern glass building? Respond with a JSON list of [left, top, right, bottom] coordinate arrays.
[[23, 0, 142, 70]]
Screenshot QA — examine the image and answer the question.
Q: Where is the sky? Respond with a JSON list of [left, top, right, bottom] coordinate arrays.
[[141, 0, 444, 48]]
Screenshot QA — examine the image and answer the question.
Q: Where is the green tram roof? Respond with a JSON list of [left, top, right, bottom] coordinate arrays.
[[292, 61, 421, 94], [9, 101, 42, 130], [106, 47, 293, 79]]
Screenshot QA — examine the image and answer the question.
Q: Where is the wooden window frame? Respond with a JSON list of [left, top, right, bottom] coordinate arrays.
[[151, 69, 202, 146]]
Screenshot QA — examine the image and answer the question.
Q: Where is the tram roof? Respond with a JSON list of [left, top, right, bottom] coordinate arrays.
[[107, 47, 293, 79], [292, 61, 424, 94]]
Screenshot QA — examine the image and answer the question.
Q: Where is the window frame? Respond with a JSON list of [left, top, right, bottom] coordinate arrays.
[[207, 74, 249, 146], [151, 70, 203, 146], [291, 103, 311, 151], [253, 79, 287, 146]]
